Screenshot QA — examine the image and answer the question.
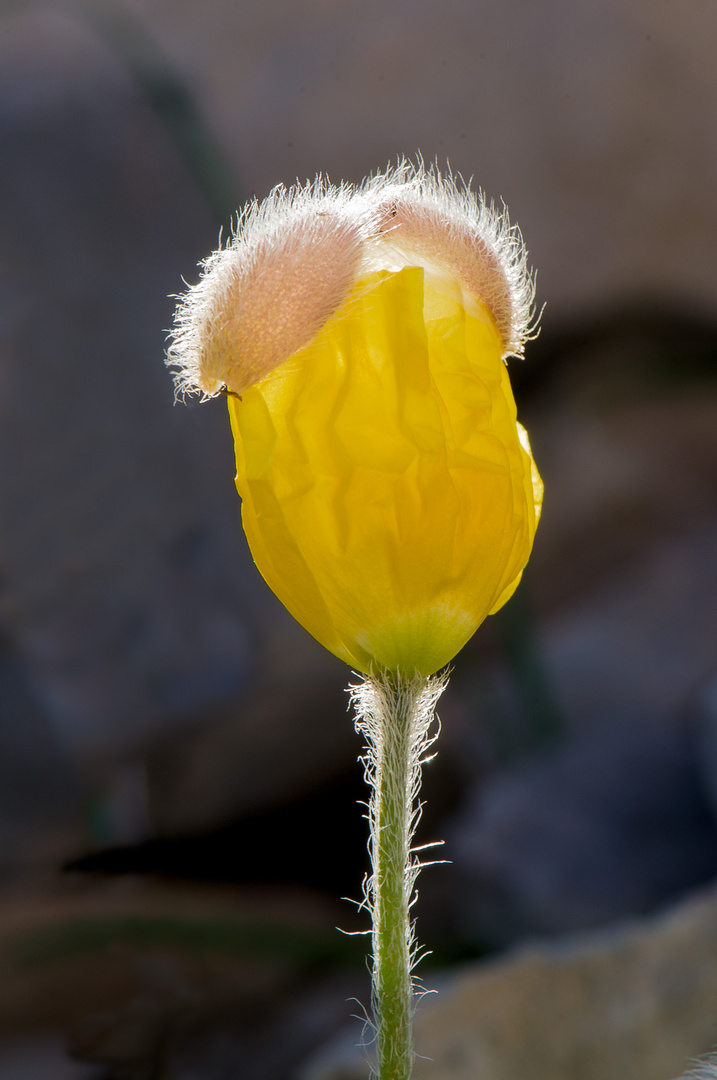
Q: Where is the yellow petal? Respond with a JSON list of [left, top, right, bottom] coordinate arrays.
[[229, 266, 541, 675]]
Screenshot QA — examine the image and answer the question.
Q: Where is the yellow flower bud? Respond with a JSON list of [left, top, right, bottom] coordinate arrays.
[[169, 162, 542, 676]]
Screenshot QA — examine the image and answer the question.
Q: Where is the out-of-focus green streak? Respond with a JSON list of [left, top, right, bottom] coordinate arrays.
[[10, 914, 366, 971], [76, 0, 243, 228]]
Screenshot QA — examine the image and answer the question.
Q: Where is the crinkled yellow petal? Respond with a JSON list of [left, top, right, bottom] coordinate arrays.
[[229, 266, 541, 676]]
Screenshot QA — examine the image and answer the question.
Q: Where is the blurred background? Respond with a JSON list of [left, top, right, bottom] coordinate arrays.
[[1, 0, 717, 1077]]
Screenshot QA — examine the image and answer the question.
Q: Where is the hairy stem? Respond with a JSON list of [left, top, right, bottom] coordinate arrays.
[[351, 670, 446, 1080]]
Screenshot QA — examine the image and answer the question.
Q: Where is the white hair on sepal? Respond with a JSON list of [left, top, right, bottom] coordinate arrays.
[[167, 160, 538, 400], [359, 158, 538, 360], [167, 176, 372, 399]]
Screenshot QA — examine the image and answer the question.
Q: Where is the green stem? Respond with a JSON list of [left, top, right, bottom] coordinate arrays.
[[375, 677, 413, 1078], [351, 670, 446, 1080]]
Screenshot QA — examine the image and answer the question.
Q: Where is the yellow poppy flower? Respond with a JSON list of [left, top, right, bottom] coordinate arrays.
[[169, 162, 542, 676]]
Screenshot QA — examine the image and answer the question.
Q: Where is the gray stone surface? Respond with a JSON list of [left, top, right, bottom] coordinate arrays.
[[303, 882, 717, 1080]]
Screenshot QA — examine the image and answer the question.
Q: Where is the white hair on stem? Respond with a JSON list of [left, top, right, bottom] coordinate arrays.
[[349, 668, 447, 1079], [167, 159, 537, 400]]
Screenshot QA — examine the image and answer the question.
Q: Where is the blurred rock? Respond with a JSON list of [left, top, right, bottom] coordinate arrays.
[[445, 717, 717, 946], [540, 511, 717, 733], [115, 0, 717, 324], [71, 966, 365, 1080], [0, 876, 354, 1016], [303, 881, 717, 1080], [145, 616, 351, 833], [0, 644, 82, 875], [527, 395, 717, 619], [696, 676, 717, 825], [0, 8, 357, 860], [0, 1036, 96, 1080], [0, 9, 252, 764], [0, 876, 365, 1080]]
